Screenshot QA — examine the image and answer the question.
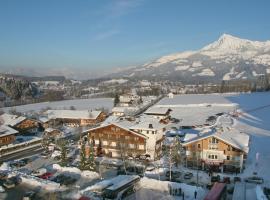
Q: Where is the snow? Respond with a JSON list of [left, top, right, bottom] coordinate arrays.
[[174, 65, 189, 71], [194, 68, 215, 76], [137, 177, 206, 200], [2, 98, 113, 113], [256, 185, 268, 200], [102, 79, 128, 85], [225, 92, 270, 187], [0, 162, 10, 171], [223, 67, 236, 80], [52, 164, 100, 179]]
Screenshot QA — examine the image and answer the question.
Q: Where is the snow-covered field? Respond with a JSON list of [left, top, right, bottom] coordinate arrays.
[[226, 92, 270, 187], [2, 98, 114, 113]]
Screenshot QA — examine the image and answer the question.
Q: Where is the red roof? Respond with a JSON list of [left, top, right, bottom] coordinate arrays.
[[204, 182, 226, 200]]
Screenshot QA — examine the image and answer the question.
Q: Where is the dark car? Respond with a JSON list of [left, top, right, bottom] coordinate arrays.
[[166, 171, 181, 179], [211, 175, 220, 183], [183, 172, 193, 179], [222, 176, 231, 184], [244, 176, 264, 184], [23, 191, 36, 200], [234, 176, 241, 183]]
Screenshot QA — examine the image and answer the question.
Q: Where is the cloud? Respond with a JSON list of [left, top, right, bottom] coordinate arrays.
[[93, 29, 120, 41]]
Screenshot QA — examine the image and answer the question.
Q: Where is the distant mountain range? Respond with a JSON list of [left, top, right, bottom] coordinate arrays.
[[107, 34, 270, 83], [1, 34, 270, 83]]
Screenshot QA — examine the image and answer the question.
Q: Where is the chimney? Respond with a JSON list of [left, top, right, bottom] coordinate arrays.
[[149, 124, 153, 129]]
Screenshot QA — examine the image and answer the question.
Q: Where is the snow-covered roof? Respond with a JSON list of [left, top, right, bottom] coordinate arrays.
[[182, 133, 198, 142], [144, 107, 170, 115], [44, 127, 58, 133], [130, 117, 168, 131], [158, 94, 237, 105], [183, 127, 250, 153], [0, 125, 18, 137], [46, 110, 102, 120], [84, 121, 148, 139], [105, 175, 140, 191], [39, 116, 49, 123], [0, 113, 26, 127]]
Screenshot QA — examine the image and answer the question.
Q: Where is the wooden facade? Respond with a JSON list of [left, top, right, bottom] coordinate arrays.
[[0, 135, 16, 146], [86, 124, 147, 158], [51, 111, 107, 127], [13, 119, 39, 133], [183, 136, 246, 173]]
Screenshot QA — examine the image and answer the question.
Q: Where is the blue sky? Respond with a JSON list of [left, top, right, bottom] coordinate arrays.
[[0, 0, 270, 70]]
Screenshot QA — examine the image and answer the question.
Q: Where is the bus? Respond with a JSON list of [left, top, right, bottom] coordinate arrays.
[[204, 182, 227, 200], [103, 175, 140, 200]]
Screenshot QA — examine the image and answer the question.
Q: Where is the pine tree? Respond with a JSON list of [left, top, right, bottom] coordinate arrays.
[[114, 93, 120, 106], [171, 136, 182, 167], [58, 140, 68, 166], [80, 142, 87, 170], [87, 142, 96, 171]]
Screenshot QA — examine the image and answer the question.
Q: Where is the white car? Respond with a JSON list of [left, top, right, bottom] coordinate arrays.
[[0, 186, 5, 193]]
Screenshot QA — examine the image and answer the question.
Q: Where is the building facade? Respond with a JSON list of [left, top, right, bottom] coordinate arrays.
[[182, 129, 249, 173], [86, 123, 147, 158]]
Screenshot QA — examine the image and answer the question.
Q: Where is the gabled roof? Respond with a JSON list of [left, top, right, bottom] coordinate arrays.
[[0, 113, 26, 127], [144, 107, 170, 115], [0, 125, 18, 137], [46, 110, 102, 120], [183, 127, 249, 153], [84, 122, 148, 139], [130, 117, 168, 131]]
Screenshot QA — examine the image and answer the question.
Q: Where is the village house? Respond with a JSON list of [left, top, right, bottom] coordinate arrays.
[[44, 127, 63, 138], [0, 125, 18, 147], [0, 113, 40, 134], [85, 121, 148, 159], [129, 117, 169, 160], [182, 127, 250, 173], [46, 110, 107, 127], [144, 107, 171, 120], [85, 116, 170, 160], [118, 94, 140, 107], [111, 107, 138, 117]]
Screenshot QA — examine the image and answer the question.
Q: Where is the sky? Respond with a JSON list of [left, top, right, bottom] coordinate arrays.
[[0, 0, 270, 71]]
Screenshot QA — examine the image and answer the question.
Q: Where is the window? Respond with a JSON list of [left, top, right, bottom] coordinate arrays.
[[197, 144, 201, 148], [152, 131, 155, 134], [134, 137, 139, 141], [147, 131, 149, 134], [227, 146, 231, 151], [227, 156, 230, 160], [208, 154, 218, 160], [125, 136, 130, 140], [210, 138, 218, 144]]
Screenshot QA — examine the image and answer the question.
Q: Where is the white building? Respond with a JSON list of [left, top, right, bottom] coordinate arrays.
[[130, 117, 169, 159]]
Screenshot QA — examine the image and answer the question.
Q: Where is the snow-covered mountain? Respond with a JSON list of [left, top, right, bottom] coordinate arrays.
[[108, 34, 270, 83]]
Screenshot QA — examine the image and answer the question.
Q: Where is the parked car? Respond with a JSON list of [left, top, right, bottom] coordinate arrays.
[[32, 168, 47, 177], [234, 176, 241, 183], [0, 171, 8, 180], [145, 165, 155, 171], [211, 175, 220, 183], [183, 172, 193, 179], [244, 176, 264, 184], [20, 158, 32, 165], [23, 191, 36, 200], [222, 176, 231, 184], [39, 172, 53, 180], [166, 171, 181, 179], [3, 179, 15, 189], [0, 186, 5, 192]]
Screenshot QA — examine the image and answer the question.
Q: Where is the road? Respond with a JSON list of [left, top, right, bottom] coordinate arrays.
[[0, 146, 44, 162]]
